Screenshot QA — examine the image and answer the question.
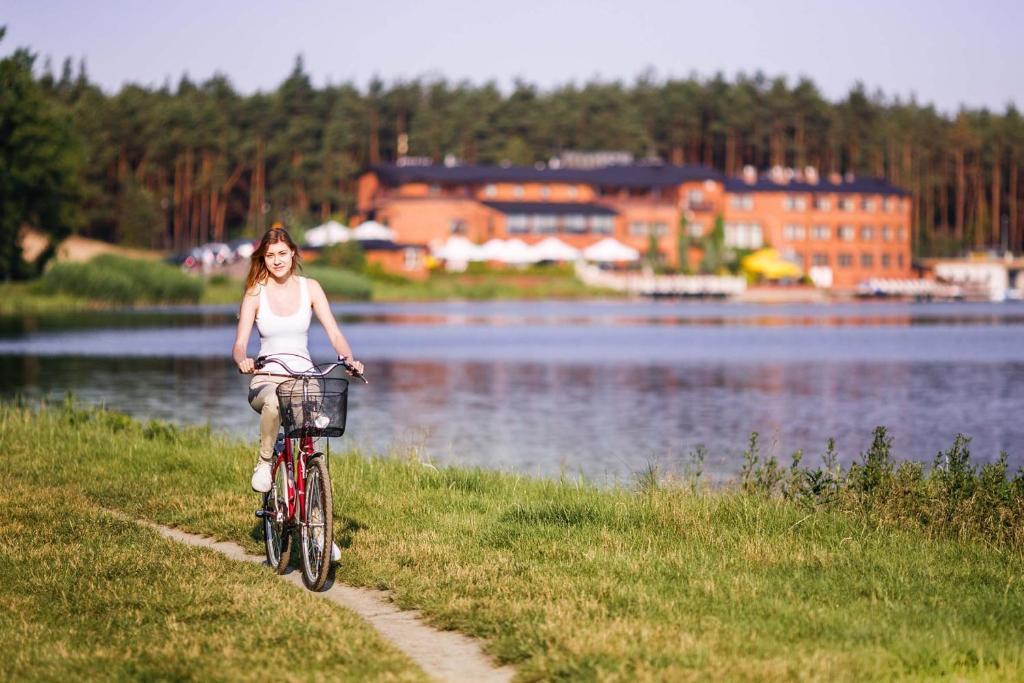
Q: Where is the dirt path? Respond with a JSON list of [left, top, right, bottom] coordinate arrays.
[[136, 519, 516, 683]]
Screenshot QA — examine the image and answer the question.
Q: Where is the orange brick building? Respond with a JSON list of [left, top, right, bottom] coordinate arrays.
[[357, 162, 911, 290]]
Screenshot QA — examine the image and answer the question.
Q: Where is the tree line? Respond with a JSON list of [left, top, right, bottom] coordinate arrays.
[[4, 35, 1024, 278]]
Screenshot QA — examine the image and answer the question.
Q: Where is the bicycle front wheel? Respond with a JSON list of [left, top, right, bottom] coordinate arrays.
[[300, 456, 333, 591], [262, 460, 291, 573]]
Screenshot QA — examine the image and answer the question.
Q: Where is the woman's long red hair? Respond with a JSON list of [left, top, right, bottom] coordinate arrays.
[[244, 226, 302, 292]]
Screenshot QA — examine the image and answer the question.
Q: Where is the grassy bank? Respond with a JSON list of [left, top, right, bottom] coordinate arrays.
[[2, 403, 1022, 680], [0, 474, 424, 680]]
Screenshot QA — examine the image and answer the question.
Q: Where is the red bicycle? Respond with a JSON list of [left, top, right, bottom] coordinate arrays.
[[251, 353, 365, 591]]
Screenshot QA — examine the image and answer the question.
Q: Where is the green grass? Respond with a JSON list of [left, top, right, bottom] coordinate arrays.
[[2, 402, 1022, 680], [0, 476, 424, 681], [303, 265, 373, 300], [0, 282, 103, 314], [371, 264, 621, 301], [36, 254, 203, 305]]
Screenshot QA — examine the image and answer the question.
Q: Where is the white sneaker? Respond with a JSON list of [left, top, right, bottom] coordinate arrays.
[[331, 542, 341, 562], [251, 460, 272, 493]]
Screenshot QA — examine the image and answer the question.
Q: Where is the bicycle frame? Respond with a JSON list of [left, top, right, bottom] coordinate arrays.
[[271, 432, 318, 527]]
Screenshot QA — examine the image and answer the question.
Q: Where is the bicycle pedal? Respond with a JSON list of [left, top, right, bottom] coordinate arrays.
[[254, 509, 267, 518]]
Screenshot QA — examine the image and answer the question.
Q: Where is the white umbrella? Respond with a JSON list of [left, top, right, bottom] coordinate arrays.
[[530, 237, 580, 262], [582, 238, 640, 262], [499, 238, 539, 265], [435, 236, 484, 262], [352, 220, 395, 241], [305, 220, 350, 247]]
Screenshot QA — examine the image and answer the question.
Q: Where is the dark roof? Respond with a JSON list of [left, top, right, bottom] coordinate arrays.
[[481, 201, 617, 216], [724, 176, 909, 196], [355, 239, 427, 251], [374, 162, 723, 188]]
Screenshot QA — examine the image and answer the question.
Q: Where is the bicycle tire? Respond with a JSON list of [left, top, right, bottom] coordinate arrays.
[[300, 455, 333, 591], [262, 459, 291, 573]]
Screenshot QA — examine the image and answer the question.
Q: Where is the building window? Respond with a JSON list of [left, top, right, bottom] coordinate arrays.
[[513, 185, 524, 198], [567, 185, 579, 199], [838, 225, 855, 242], [564, 215, 586, 233], [535, 214, 557, 234], [862, 198, 876, 212], [897, 253, 905, 268], [687, 222, 705, 237], [860, 252, 873, 267], [860, 225, 873, 241], [652, 222, 669, 237], [811, 225, 831, 240], [783, 224, 806, 241], [540, 185, 551, 199], [449, 219, 467, 235], [629, 222, 647, 237], [881, 253, 892, 268], [591, 215, 614, 234], [484, 184, 497, 197], [507, 214, 528, 234], [688, 189, 704, 206], [724, 222, 764, 249], [883, 197, 894, 212], [813, 196, 832, 211], [783, 195, 807, 211], [729, 194, 754, 210], [897, 227, 907, 241], [812, 253, 829, 266], [838, 253, 853, 267], [881, 225, 892, 241], [839, 197, 855, 212]]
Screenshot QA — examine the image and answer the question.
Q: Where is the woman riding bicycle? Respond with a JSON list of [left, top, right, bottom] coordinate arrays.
[[231, 225, 364, 493]]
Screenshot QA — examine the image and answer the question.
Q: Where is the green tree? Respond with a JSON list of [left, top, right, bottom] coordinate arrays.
[[700, 215, 726, 274], [0, 29, 81, 279]]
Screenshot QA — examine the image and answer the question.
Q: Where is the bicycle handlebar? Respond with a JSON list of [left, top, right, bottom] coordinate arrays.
[[249, 353, 368, 383]]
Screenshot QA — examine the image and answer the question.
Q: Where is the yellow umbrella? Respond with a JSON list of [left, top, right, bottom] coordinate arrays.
[[741, 248, 803, 280]]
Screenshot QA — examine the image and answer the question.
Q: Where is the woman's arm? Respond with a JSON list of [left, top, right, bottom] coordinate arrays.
[[232, 289, 259, 373], [309, 279, 364, 374]]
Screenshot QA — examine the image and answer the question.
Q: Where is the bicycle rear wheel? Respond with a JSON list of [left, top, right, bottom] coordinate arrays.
[[262, 459, 291, 573], [300, 456, 333, 590]]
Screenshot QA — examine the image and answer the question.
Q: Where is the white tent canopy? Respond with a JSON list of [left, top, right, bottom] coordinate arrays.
[[434, 236, 484, 262], [352, 220, 395, 241], [479, 239, 505, 261], [498, 238, 539, 265], [305, 220, 350, 247], [530, 237, 580, 262], [582, 238, 640, 262]]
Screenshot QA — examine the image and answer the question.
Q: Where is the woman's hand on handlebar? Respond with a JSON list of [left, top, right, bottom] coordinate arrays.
[[342, 357, 365, 377], [237, 357, 256, 374]]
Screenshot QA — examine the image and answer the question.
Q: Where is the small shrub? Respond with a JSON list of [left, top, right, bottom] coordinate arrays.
[[848, 425, 894, 500], [38, 255, 202, 304], [319, 241, 366, 272]]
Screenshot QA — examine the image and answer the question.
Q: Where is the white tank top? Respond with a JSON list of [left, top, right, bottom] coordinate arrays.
[[256, 276, 313, 372]]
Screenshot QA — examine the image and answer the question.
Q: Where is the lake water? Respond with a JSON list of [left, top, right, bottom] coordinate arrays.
[[1, 300, 1021, 482]]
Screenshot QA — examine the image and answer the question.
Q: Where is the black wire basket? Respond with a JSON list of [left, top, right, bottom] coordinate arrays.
[[276, 377, 349, 438]]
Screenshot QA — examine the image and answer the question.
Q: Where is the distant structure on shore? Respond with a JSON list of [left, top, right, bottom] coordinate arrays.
[[357, 158, 912, 291]]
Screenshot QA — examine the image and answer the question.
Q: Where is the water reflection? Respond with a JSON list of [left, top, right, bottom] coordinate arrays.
[[3, 300, 1024, 337], [3, 353, 1021, 482], [2, 300, 1021, 481]]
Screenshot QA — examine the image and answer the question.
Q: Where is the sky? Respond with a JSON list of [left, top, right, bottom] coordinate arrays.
[[2, 0, 1023, 114]]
